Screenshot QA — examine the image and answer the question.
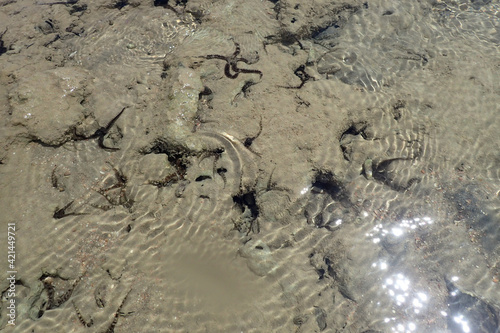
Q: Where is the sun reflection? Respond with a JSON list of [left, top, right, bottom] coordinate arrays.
[[383, 317, 418, 332], [366, 215, 438, 332], [392, 227, 404, 236], [365, 215, 478, 331], [446, 278, 478, 333], [365, 216, 434, 244], [300, 185, 311, 195], [383, 273, 412, 306], [453, 315, 471, 333], [372, 261, 388, 270], [378, 271, 432, 332]]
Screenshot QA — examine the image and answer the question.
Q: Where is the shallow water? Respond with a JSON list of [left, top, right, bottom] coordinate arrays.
[[0, 0, 499, 332]]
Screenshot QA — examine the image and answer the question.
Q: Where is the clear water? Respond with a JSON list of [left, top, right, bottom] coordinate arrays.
[[0, 0, 499, 332]]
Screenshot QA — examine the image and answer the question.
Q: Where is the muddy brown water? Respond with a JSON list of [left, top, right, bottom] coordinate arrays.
[[0, 0, 499, 332]]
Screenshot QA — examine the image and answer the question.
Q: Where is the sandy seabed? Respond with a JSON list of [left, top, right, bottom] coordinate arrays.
[[0, 0, 499, 332]]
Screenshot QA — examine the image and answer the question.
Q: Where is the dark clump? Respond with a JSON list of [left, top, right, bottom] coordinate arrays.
[[141, 140, 193, 188], [303, 170, 351, 229], [114, 0, 128, 9], [311, 171, 346, 201], [264, 30, 300, 47], [195, 175, 211, 182], [0, 29, 8, 56], [276, 29, 299, 46], [233, 191, 259, 221], [154, 0, 187, 8], [233, 191, 260, 234], [69, 3, 87, 14], [143, 140, 190, 175], [154, 0, 169, 6]]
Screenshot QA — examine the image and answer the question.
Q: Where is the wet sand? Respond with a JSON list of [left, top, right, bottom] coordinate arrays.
[[0, 0, 499, 332]]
